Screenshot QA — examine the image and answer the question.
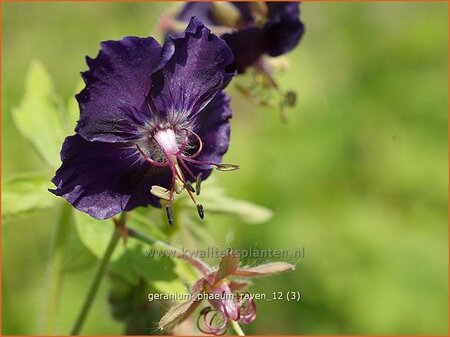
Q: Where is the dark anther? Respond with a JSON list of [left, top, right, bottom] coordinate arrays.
[[185, 181, 195, 193], [166, 204, 174, 226], [197, 204, 204, 219], [196, 173, 203, 196], [216, 164, 240, 171], [284, 90, 297, 107]]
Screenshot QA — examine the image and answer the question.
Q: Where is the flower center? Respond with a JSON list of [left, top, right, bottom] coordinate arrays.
[[135, 126, 239, 226], [153, 128, 180, 156]]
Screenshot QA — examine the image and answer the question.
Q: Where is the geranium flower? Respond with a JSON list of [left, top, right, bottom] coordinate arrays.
[[160, 2, 305, 121], [50, 18, 237, 221], [168, 2, 304, 72], [159, 250, 295, 335]]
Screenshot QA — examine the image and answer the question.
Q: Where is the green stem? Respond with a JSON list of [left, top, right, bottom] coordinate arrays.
[[42, 202, 72, 335], [70, 213, 124, 335], [127, 227, 212, 275], [230, 320, 245, 336]]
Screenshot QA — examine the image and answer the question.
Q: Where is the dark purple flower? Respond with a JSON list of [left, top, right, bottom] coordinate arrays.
[[159, 2, 305, 122], [50, 18, 237, 221], [166, 2, 305, 73]]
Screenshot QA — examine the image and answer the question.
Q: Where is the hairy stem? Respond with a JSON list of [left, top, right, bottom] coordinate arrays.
[[42, 202, 72, 335], [70, 213, 124, 335], [230, 320, 246, 336]]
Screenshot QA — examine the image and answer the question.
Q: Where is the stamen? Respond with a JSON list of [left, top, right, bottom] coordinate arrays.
[[284, 90, 297, 107], [185, 181, 195, 193], [174, 176, 184, 194], [150, 185, 171, 201], [211, 2, 241, 28], [280, 90, 297, 123], [165, 204, 174, 226], [174, 128, 190, 156], [215, 164, 240, 171], [196, 173, 203, 196], [197, 204, 204, 219], [136, 144, 167, 167], [177, 157, 197, 182], [181, 156, 240, 172], [137, 125, 239, 225], [181, 128, 203, 159], [250, 2, 269, 26]]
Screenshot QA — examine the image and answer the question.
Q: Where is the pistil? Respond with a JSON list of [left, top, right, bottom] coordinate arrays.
[[136, 126, 238, 225]]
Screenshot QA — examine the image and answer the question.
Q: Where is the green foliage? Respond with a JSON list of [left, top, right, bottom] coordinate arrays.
[[108, 273, 173, 335], [187, 178, 273, 225], [11, 61, 67, 168], [2, 171, 55, 219]]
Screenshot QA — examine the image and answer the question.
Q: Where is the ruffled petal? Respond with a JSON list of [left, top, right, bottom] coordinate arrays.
[[75, 37, 162, 143], [149, 17, 234, 125], [184, 91, 232, 180], [222, 27, 266, 73], [263, 2, 305, 57], [50, 135, 170, 219], [176, 2, 215, 26]]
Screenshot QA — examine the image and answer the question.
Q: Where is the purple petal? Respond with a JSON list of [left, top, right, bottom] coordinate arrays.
[[221, 27, 266, 73], [183, 91, 232, 180], [50, 135, 170, 220], [149, 17, 234, 124], [263, 2, 305, 57], [175, 3, 304, 73], [75, 37, 162, 143], [176, 3, 215, 26], [208, 282, 239, 321]]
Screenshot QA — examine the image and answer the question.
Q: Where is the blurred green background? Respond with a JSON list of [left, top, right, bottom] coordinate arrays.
[[2, 2, 448, 335]]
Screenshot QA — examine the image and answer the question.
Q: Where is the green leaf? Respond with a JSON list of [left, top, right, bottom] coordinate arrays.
[[130, 211, 168, 242], [73, 208, 168, 261], [62, 248, 97, 273], [62, 222, 98, 273], [109, 244, 188, 295], [110, 248, 140, 286], [12, 61, 66, 168], [186, 178, 273, 224], [1, 171, 55, 218], [73, 211, 127, 261]]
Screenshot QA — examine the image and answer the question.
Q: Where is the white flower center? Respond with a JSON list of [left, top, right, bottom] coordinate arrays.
[[153, 128, 180, 155]]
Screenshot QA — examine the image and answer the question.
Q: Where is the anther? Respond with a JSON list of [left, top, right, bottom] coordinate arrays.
[[166, 204, 174, 226], [216, 164, 240, 171], [196, 173, 203, 196], [185, 181, 196, 193], [197, 204, 204, 219], [150, 185, 171, 201], [284, 90, 297, 107]]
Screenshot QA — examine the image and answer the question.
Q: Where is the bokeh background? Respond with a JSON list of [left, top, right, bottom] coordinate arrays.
[[2, 2, 448, 335]]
